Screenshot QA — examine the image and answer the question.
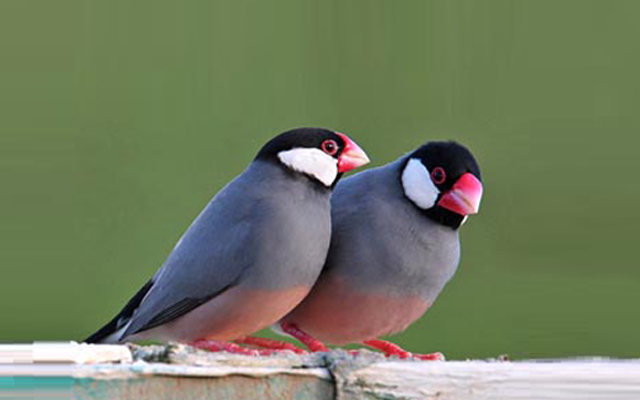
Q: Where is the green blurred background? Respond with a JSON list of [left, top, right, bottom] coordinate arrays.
[[2, 0, 639, 360]]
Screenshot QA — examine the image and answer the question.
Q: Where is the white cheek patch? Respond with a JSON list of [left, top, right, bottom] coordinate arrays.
[[277, 148, 338, 187], [401, 158, 440, 209]]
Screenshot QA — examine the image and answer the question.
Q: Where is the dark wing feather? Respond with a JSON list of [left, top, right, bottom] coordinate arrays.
[[83, 279, 153, 343]]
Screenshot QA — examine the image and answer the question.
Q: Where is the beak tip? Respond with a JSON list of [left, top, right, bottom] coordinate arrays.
[[335, 132, 370, 173], [437, 173, 483, 216]]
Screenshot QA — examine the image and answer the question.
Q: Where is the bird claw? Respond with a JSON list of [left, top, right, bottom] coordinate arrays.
[[234, 336, 308, 354], [410, 351, 445, 361], [189, 339, 282, 356], [363, 339, 444, 361]]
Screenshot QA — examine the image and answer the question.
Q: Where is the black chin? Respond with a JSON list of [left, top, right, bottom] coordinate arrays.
[[331, 172, 344, 189], [423, 206, 465, 229]]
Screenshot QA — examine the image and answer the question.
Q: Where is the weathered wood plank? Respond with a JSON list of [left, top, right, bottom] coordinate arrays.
[[1, 343, 640, 400], [338, 359, 640, 400], [73, 374, 334, 400]]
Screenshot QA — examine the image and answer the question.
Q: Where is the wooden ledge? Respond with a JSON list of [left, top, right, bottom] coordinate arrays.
[[1, 342, 639, 399]]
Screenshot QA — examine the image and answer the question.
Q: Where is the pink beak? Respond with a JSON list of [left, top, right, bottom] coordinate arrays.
[[437, 173, 483, 216], [336, 132, 370, 173]]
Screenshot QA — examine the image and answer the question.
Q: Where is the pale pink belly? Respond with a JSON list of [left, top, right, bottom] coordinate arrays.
[[134, 285, 311, 342], [282, 275, 429, 345]]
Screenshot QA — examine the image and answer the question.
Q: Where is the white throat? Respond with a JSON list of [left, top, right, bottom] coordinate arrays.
[[401, 158, 440, 209], [277, 148, 338, 187]]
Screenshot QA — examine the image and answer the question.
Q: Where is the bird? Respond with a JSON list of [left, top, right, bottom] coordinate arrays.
[[277, 141, 483, 359], [83, 127, 370, 354]]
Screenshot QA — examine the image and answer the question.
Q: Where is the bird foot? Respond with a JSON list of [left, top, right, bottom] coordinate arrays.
[[411, 352, 445, 361], [234, 336, 308, 354], [363, 339, 445, 361], [189, 339, 279, 356], [279, 322, 329, 352]]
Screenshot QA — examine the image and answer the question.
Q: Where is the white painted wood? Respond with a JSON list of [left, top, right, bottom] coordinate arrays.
[[341, 359, 640, 400], [0, 341, 132, 364]]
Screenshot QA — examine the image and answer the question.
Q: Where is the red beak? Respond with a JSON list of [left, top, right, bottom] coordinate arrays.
[[437, 173, 483, 216], [336, 132, 370, 173]]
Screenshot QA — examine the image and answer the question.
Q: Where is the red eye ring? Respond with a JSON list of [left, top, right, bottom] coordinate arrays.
[[431, 167, 446, 184], [321, 139, 339, 156]]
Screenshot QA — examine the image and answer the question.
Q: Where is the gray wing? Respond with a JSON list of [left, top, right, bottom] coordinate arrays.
[[121, 166, 276, 338]]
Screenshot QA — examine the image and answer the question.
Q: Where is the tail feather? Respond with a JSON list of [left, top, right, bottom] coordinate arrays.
[[83, 280, 153, 343]]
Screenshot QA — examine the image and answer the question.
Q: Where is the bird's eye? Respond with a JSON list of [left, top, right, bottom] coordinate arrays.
[[321, 139, 339, 156], [431, 167, 446, 184]]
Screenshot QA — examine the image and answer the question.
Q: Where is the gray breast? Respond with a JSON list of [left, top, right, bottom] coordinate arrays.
[[327, 159, 461, 303]]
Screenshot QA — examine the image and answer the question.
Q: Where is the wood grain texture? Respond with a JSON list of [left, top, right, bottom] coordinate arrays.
[[338, 359, 640, 400], [73, 374, 334, 400]]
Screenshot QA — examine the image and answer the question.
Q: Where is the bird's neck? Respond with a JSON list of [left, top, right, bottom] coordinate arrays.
[[255, 159, 333, 194]]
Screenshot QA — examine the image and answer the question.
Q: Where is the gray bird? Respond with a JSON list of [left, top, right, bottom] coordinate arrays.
[[84, 127, 369, 352], [279, 141, 482, 359]]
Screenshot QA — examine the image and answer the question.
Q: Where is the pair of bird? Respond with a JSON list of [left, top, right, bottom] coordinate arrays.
[[85, 127, 483, 360]]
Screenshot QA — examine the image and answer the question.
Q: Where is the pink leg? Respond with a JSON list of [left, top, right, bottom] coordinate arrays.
[[364, 339, 411, 359], [280, 322, 329, 352], [364, 339, 444, 361], [189, 339, 277, 356], [234, 336, 308, 354]]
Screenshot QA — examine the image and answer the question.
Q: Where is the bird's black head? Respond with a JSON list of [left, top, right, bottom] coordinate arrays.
[[401, 141, 483, 229], [255, 127, 370, 187]]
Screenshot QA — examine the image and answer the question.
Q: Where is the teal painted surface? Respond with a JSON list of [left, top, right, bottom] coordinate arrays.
[[2, 0, 640, 360], [0, 377, 74, 400], [0, 376, 73, 390]]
